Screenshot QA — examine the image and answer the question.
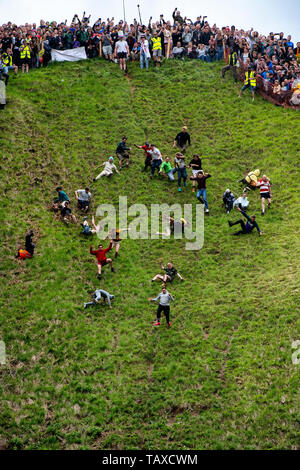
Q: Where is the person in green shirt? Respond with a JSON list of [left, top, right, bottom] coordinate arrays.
[[159, 157, 176, 181], [151, 259, 184, 283]]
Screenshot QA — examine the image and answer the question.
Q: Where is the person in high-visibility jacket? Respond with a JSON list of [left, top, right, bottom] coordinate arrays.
[[2, 49, 18, 76], [222, 48, 238, 82], [240, 66, 257, 101], [20, 43, 31, 74], [151, 32, 162, 66]]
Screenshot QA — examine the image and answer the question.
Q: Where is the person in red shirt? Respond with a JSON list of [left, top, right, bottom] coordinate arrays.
[[90, 241, 115, 279], [256, 174, 272, 216], [134, 141, 152, 172]]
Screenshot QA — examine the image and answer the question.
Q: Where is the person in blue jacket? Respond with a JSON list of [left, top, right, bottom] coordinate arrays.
[[228, 207, 263, 236]]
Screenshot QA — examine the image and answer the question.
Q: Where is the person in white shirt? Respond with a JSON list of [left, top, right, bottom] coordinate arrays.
[[93, 157, 119, 181], [233, 192, 250, 211], [149, 145, 163, 178], [114, 35, 129, 72], [75, 187, 92, 212], [140, 35, 151, 69]]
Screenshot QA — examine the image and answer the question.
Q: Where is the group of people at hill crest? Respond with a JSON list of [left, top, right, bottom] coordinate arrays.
[[1, 8, 299, 107], [16, 124, 272, 328]]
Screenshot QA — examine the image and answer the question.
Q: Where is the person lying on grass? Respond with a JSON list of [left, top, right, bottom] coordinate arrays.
[[149, 285, 174, 328], [159, 156, 177, 181], [90, 240, 115, 279], [228, 207, 263, 236], [60, 201, 77, 225], [84, 289, 114, 309], [106, 228, 131, 258], [156, 215, 189, 237], [151, 259, 184, 283], [16, 230, 35, 259], [93, 156, 119, 180]]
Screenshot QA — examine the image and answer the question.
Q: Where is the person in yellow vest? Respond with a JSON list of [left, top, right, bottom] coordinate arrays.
[[240, 65, 257, 101], [222, 48, 238, 82], [20, 43, 31, 74], [2, 49, 18, 76], [151, 32, 162, 66]]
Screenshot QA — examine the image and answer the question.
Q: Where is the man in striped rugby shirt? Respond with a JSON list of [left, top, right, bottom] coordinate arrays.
[[256, 175, 272, 215]]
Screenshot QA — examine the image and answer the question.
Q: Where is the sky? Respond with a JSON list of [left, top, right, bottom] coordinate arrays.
[[0, 0, 299, 42]]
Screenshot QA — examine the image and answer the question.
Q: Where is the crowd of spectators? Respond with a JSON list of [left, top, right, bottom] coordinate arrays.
[[0, 9, 299, 106]]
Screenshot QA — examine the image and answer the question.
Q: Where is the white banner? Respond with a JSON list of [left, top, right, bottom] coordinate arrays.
[[51, 47, 87, 62]]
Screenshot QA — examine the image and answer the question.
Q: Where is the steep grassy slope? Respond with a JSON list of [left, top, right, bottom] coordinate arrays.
[[0, 58, 299, 450]]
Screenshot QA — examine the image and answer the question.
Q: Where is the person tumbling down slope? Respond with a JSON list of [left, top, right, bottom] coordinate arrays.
[[90, 241, 115, 279], [149, 286, 174, 328], [228, 207, 263, 236], [93, 156, 119, 180], [84, 289, 115, 309], [151, 259, 184, 283]]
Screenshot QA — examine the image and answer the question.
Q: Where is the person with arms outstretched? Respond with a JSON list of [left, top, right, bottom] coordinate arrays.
[[228, 207, 263, 236], [151, 259, 184, 283], [90, 241, 115, 279], [149, 286, 174, 328]]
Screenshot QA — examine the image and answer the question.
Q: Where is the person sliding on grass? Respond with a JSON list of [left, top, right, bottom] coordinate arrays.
[[134, 141, 152, 172], [16, 230, 35, 259], [190, 170, 211, 214], [61, 201, 77, 225], [159, 157, 177, 181], [228, 207, 263, 236], [93, 156, 119, 180], [151, 259, 184, 283], [90, 240, 115, 279], [256, 174, 272, 216], [156, 216, 189, 237], [52, 186, 69, 211], [223, 189, 235, 213], [106, 227, 131, 258], [84, 289, 115, 309], [149, 285, 174, 327]]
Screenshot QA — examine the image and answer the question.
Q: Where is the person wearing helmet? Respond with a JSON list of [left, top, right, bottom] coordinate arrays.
[[93, 156, 119, 180]]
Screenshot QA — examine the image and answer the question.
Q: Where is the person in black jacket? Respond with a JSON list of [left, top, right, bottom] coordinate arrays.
[[228, 208, 263, 236], [173, 126, 191, 153]]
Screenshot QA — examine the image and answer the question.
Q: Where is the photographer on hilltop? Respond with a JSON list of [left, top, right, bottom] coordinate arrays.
[[172, 8, 185, 26]]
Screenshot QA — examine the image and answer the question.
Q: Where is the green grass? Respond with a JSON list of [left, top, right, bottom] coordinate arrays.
[[0, 58, 299, 450]]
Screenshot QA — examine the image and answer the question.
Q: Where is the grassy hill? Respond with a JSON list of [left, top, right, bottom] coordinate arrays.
[[0, 58, 299, 450]]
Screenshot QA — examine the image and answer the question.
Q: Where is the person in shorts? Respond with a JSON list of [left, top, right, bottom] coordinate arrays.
[[151, 32, 162, 66], [90, 241, 115, 279], [256, 174, 272, 215], [116, 136, 132, 169], [102, 31, 113, 61], [151, 259, 184, 283], [114, 35, 129, 72]]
